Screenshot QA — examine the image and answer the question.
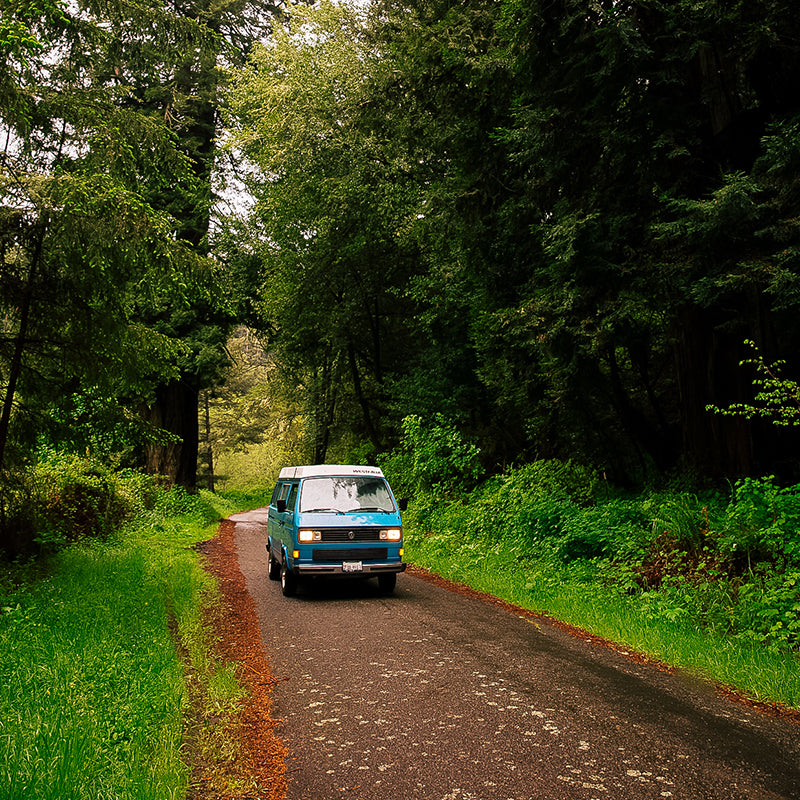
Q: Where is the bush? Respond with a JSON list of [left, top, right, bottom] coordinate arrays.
[[0, 452, 168, 556], [460, 460, 601, 551], [556, 500, 646, 561], [30, 453, 126, 550], [718, 476, 800, 570], [734, 570, 800, 650], [379, 414, 482, 497]]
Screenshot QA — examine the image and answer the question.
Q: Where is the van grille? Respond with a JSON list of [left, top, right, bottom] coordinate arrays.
[[319, 528, 382, 543], [312, 547, 388, 562]]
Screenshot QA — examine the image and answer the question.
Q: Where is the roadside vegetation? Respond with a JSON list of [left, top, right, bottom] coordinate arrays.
[[1, 427, 799, 800], [0, 451, 272, 800], [380, 416, 800, 710]]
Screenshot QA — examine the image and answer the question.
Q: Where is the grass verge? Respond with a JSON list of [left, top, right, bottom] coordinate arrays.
[[0, 487, 273, 800]]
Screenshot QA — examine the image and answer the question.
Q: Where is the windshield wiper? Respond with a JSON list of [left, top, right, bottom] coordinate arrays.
[[343, 506, 392, 514], [303, 507, 344, 514]]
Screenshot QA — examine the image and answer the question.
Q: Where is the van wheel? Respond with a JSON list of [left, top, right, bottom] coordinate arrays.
[[268, 547, 281, 581], [377, 573, 396, 594], [281, 564, 298, 597]]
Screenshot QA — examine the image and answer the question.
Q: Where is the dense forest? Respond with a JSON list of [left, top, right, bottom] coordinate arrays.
[[3, 0, 800, 543]]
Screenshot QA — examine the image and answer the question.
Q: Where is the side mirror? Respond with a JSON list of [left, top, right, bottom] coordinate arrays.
[[398, 498, 409, 512], [276, 499, 287, 513]]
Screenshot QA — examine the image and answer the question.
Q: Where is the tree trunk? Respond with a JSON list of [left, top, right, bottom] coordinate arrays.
[[348, 341, 379, 449], [203, 390, 215, 492], [143, 379, 199, 490], [141, 93, 214, 489], [672, 305, 754, 477], [604, 345, 675, 473], [312, 358, 337, 465], [0, 228, 45, 472]]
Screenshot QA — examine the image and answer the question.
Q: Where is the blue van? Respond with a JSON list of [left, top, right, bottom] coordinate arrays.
[[266, 465, 407, 596]]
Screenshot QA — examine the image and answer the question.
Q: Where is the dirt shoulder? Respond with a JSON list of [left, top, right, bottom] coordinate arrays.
[[194, 519, 288, 799]]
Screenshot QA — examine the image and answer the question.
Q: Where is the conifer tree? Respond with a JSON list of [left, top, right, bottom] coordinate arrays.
[[0, 0, 203, 471]]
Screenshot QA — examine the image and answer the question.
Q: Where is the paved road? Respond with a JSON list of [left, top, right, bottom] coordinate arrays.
[[231, 510, 800, 800]]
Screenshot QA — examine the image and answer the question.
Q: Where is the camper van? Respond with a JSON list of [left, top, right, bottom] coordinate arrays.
[[266, 465, 407, 596]]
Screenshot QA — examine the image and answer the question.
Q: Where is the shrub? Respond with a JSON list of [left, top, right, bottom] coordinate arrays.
[[734, 570, 800, 650], [647, 493, 713, 554], [0, 452, 167, 556], [32, 452, 128, 548], [379, 414, 482, 497], [556, 500, 647, 561], [460, 460, 601, 551], [719, 476, 800, 570]]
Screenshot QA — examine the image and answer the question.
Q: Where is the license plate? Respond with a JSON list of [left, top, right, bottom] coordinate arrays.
[[342, 561, 363, 573]]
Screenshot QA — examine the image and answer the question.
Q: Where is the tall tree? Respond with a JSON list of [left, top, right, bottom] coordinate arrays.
[[225, 0, 800, 483], [0, 0, 285, 487], [90, 0, 284, 487], [226, 0, 421, 462], [489, 0, 800, 480], [366, 0, 518, 458], [0, 0, 204, 472]]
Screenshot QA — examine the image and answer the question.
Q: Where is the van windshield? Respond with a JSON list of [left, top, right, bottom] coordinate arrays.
[[299, 476, 395, 514]]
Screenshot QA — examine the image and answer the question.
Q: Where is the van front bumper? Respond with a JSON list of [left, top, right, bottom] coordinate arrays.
[[292, 561, 407, 577]]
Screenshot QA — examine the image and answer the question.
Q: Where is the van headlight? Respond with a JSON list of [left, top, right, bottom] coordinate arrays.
[[380, 528, 402, 541], [298, 529, 322, 542]]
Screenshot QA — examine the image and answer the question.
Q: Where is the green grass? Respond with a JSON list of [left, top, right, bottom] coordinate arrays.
[[0, 545, 188, 799], [405, 532, 800, 709], [0, 487, 268, 800]]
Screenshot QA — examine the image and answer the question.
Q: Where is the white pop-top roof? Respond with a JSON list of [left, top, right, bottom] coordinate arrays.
[[278, 464, 385, 480]]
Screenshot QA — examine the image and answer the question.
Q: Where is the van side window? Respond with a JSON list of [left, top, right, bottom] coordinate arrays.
[[286, 483, 299, 511], [278, 483, 290, 502]]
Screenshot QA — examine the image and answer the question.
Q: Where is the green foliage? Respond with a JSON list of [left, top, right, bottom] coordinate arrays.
[[718, 476, 800, 568], [0, 450, 234, 556], [0, 452, 132, 554], [707, 340, 800, 427], [491, 460, 600, 507], [648, 493, 717, 554], [201, 328, 307, 491], [223, 0, 800, 480], [224, 0, 421, 462], [7, 0, 800, 487], [0, 0, 215, 476], [0, 0, 282, 488], [735, 571, 800, 650], [402, 461, 800, 658], [379, 413, 482, 497]]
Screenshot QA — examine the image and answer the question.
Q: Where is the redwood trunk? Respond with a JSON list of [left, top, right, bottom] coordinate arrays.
[[144, 379, 199, 490]]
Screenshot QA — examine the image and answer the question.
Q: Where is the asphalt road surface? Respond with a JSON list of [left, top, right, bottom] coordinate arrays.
[[230, 509, 800, 800]]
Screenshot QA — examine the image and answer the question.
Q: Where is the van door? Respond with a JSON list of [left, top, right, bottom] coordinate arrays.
[[268, 481, 291, 556]]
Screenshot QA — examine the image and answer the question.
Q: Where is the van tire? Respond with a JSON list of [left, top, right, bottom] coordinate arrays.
[[377, 573, 396, 594], [281, 564, 298, 597], [268, 547, 281, 581]]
